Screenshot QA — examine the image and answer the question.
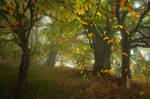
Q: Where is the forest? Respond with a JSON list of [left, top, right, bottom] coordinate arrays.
[[0, 0, 150, 99]]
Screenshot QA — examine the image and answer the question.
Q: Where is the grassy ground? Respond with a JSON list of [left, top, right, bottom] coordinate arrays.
[[0, 64, 150, 99]]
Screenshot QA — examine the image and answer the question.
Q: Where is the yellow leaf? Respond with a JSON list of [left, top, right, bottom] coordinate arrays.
[[76, 48, 80, 52], [81, 21, 88, 25], [113, 17, 117, 20], [110, 39, 113, 42], [108, 40, 111, 44], [126, 31, 130, 35], [114, 25, 118, 29], [107, 70, 114, 74], [78, 11, 82, 15], [100, 70, 104, 73], [109, 18, 112, 22], [76, 17, 81, 21], [119, 25, 123, 29], [81, 51, 84, 55], [103, 36, 109, 40], [83, 74, 86, 78], [79, 24, 82, 29], [80, 70, 83, 74], [115, 37, 120, 43], [78, 65, 82, 69], [97, 72, 101, 77], [104, 69, 108, 73], [96, 12, 101, 16], [80, 9, 84, 15]]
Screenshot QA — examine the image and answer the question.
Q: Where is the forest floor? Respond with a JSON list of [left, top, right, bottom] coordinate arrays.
[[0, 64, 150, 99]]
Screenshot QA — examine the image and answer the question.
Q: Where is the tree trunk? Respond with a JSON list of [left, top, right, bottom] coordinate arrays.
[[46, 50, 57, 66], [85, 21, 112, 76], [92, 34, 112, 74], [13, 43, 30, 99], [121, 34, 131, 88]]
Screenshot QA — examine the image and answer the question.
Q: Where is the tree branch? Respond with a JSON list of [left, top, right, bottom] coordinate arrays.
[[93, 0, 101, 21], [131, 4, 150, 34]]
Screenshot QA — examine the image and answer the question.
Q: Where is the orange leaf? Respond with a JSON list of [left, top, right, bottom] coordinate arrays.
[[85, 7, 88, 11], [15, 21, 19, 25], [120, 0, 125, 7], [144, 72, 147, 76], [5, 3, 10, 8], [63, 19, 66, 22], [104, 30, 107, 34], [128, 8, 131, 12], [112, 14, 116, 17], [32, 0, 35, 4], [75, 10, 77, 14], [125, 68, 128, 72], [88, 33, 93, 37], [5, 33, 9, 36], [65, 14, 70, 18], [13, 21, 19, 26], [140, 56, 144, 61], [122, 52, 128, 56], [9, 10, 13, 15]]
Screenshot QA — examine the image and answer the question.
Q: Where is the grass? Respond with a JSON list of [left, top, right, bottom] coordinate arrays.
[[0, 64, 150, 99]]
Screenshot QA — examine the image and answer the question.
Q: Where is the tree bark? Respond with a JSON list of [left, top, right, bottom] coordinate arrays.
[[46, 50, 57, 66], [121, 34, 131, 88], [92, 34, 112, 74], [85, 24, 112, 75], [13, 42, 30, 99]]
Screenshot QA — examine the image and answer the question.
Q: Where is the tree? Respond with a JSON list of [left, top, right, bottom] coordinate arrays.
[[49, 0, 120, 75], [114, 0, 150, 87], [0, 0, 42, 98]]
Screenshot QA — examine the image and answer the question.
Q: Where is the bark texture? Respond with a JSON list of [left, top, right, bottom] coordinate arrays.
[[92, 32, 112, 74], [121, 33, 131, 88], [46, 50, 57, 66]]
